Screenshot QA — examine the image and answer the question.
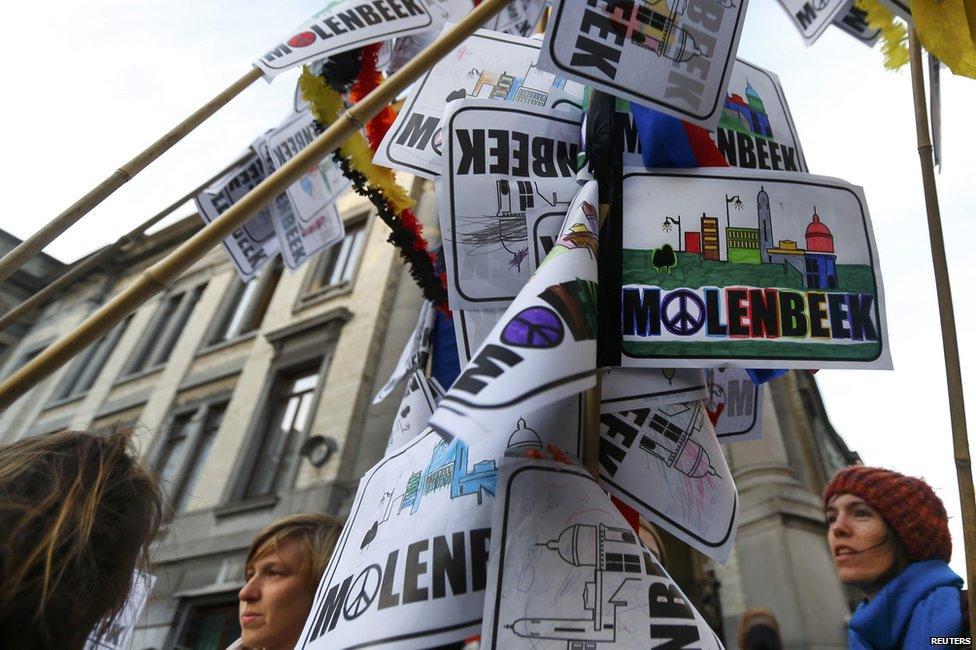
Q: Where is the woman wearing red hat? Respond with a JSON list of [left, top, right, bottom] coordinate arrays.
[[823, 465, 965, 648]]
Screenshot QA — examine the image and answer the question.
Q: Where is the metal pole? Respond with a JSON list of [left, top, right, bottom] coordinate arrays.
[[0, 67, 263, 283], [0, 153, 250, 334], [0, 0, 514, 410], [908, 26, 976, 630]]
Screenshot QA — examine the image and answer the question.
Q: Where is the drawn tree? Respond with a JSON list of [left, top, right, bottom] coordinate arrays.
[[651, 244, 677, 274]]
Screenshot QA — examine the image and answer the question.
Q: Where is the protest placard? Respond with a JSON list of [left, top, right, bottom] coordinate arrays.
[[776, 0, 849, 44], [600, 400, 739, 562], [255, 0, 436, 78], [613, 57, 806, 173], [195, 151, 280, 281], [705, 367, 764, 442], [439, 100, 583, 309], [429, 182, 599, 439], [538, 0, 748, 129], [375, 29, 585, 179], [620, 168, 891, 370], [482, 461, 724, 648], [265, 112, 349, 269], [297, 423, 581, 648]]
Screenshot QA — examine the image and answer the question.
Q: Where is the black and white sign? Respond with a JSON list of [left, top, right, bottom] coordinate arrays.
[[265, 112, 348, 270], [439, 100, 583, 309], [375, 28, 585, 179], [297, 423, 581, 648], [195, 150, 280, 281], [776, 0, 849, 44], [386, 369, 440, 454], [482, 461, 725, 648], [832, 0, 882, 46], [538, 0, 749, 129], [600, 401, 739, 562], [706, 367, 764, 442], [375, 300, 437, 403], [256, 0, 436, 78]]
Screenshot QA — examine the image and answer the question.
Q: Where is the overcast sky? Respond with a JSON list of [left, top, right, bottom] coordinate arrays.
[[3, 3, 974, 581]]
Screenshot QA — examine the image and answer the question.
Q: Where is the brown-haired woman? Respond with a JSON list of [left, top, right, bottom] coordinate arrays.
[[230, 513, 343, 650], [0, 428, 164, 649]]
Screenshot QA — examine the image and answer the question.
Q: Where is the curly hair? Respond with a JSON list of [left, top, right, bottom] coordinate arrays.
[[0, 428, 163, 649]]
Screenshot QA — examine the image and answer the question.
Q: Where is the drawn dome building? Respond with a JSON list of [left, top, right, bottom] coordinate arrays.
[[805, 209, 834, 253], [802, 208, 838, 289]]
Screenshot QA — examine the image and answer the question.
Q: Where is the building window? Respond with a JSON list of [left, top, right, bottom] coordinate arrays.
[[242, 364, 322, 499], [51, 316, 132, 403], [171, 597, 241, 650], [305, 221, 367, 296], [209, 262, 282, 346], [155, 400, 228, 513], [124, 283, 206, 377]]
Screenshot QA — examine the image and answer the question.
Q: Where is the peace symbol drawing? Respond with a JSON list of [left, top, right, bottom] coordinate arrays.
[[343, 564, 381, 620], [661, 289, 706, 336], [500, 306, 565, 348]]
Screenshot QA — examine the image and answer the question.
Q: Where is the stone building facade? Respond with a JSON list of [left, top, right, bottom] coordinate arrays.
[[0, 179, 858, 649]]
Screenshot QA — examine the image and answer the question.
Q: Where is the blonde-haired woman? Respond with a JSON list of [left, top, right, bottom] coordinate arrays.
[[230, 513, 343, 650], [0, 429, 164, 649]]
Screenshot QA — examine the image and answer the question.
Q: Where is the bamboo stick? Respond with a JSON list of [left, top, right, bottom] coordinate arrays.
[[0, 153, 251, 334], [0, 67, 264, 284], [908, 27, 976, 632], [0, 0, 513, 410]]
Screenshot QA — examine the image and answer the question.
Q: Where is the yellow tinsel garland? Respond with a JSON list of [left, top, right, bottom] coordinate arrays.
[[856, 0, 909, 70], [299, 68, 414, 212]]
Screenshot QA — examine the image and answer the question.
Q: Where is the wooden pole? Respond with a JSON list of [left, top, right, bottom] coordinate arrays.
[[0, 0, 514, 410], [908, 26, 976, 630], [0, 67, 264, 284], [0, 153, 251, 334]]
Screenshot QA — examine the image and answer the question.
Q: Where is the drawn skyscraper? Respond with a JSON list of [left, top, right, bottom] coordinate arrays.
[[757, 186, 774, 262]]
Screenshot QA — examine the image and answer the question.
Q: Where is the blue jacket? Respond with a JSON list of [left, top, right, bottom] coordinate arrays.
[[849, 559, 963, 649]]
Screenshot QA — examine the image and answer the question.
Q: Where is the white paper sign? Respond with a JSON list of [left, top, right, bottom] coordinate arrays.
[[705, 367, 763, 442], [375, 300, 437, 403], [713, 58, 808, 173], [482, 461, 725, 648], [430, 182, 599, 439], [600, 401, 738, 562], [86, 572, 156, 650], [297, 421, 582, 649], [386, 369, 440, 454], [255, 0, 436, 78], [538, 0, 748, 129], [602, 367, 709, 412], [195, 151, 280, 282], [776, 0, 848, 44], [375, 28, 585, 179], [440, 100, 583, 309], [265, 112, 349, 269], [620, 168, 891, 370]]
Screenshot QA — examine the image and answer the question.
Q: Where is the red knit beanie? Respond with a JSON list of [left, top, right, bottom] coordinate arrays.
[[823, 465, 951, 563]]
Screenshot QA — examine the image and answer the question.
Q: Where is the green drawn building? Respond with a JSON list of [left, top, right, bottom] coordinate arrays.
[[726, 227, 761, 264]]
